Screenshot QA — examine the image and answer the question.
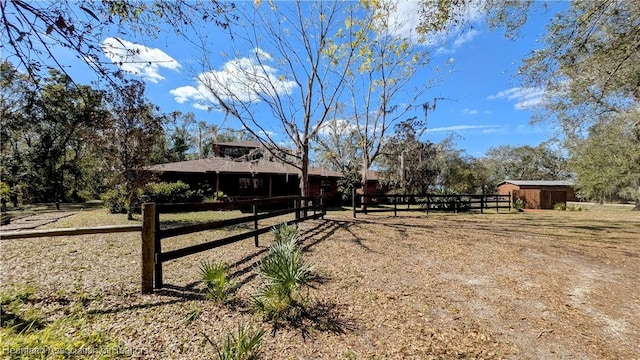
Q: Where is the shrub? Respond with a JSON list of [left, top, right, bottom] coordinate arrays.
[[553, 202, 567, 211], [251, 225, 314, 325], [513, 198, 525, 211], [0, 181, 11, 204], [566, 204, 584, 211], [101, 188, 128, 214], [103, 181, 204, 214], [139, 181, 203, 204], [199, 261, 236, 302], [204, 324, 265, 360], [204, 191, 230, 203]]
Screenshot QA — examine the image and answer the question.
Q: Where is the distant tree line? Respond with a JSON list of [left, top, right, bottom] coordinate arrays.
[[0, 61, 250, 208]]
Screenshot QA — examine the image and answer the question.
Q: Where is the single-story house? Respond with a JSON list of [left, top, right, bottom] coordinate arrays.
[[146, 141, 382, 204], [146, 157, 339, 200], [497, 180, 577, 209]]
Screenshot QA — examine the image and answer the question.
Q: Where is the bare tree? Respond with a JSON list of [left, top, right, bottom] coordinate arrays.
[[191, 1, 357, 196], [318, 0, 448, 194]]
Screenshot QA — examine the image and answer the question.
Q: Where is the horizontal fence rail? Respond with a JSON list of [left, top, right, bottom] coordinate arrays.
[[352, 192, 511, 218], [142, 195, 325, 294], [0, 224, 142, 240]]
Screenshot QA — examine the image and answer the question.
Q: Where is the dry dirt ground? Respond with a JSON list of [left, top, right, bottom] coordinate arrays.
[[1, 206, 639, 359]]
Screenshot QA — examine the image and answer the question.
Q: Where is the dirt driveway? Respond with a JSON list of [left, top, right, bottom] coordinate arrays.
[[1, 208, 638, 359], [312, 210, 640, 359]]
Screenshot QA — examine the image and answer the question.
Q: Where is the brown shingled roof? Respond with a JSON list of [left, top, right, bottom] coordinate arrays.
[[147, 158, 344, 178]]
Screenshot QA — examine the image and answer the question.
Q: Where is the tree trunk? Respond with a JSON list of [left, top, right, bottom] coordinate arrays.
[[360, 154, 370, 210], [300, 143, 310, 197], [633, 186, 640, 210]]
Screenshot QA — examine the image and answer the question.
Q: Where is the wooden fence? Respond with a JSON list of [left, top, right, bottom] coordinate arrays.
[[0, 195, 325, 295], [0, 224, 142, 240], [141, 195, 325, 294], [352, 192, 511, 218]]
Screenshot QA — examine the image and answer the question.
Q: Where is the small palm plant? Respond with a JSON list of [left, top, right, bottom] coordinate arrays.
[[204, 324, 265, 360], [251, 225, 314, 324], [199, 261, 236, 302], [271, 223, 300, 244]]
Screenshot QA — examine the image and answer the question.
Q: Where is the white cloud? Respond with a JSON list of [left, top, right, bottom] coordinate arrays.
[[436, 28, 481, 54], [453, 28, 480, 48], [192, 103, 212, 111], [425, 124, 501, 133], [487, 87, 546, 110], [170, 48, 295, 108], [462, 108, 478, 115], [101, 37, 179, 83]]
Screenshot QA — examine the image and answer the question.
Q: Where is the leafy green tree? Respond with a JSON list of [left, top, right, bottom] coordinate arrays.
[[518, 1, 640, 137], [1, 62, 105, 203], [0, 61, 35, 205], [517, 1, 640, 208], [101, 80, 165, 219], [482, 143, 570, 186], [570, 112, 640, 206], [378, 120, 440, 194], [438, 151, 489, 194], [163, 111, 198, 162]]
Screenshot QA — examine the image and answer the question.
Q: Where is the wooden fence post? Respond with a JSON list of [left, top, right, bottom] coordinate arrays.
[[303, 198, 308, 218], [426, 196, 430, 214], [153, 205, 162, 289], [253, 202, 259, 247], [295, 197, 301, 220], [352, 188, 356, 218], [393, 196, 397, 217], [141, 203, 156, 294]]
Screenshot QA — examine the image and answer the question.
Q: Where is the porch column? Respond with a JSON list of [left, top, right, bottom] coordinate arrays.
[[268, 175, 273, 197]]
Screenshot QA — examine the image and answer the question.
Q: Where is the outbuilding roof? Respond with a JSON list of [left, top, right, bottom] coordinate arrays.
[[497, 180, 574, 187]]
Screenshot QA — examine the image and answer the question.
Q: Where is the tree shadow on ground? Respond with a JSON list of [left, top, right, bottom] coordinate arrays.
[[301, 218, 375, 252], [87, 284, 205, 316]]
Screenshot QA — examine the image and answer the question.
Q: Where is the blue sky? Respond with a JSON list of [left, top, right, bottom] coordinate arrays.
[[67, 1, 564, 158]]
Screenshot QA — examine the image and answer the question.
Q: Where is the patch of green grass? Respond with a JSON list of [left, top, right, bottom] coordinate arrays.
[[1, 285, 123, 359]]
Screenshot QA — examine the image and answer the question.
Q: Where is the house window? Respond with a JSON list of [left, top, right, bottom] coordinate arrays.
[[321, 179, 331, 189], [239, 177, 264, 190]]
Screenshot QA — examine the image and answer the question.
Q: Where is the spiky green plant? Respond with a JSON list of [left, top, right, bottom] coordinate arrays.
[[199, 261, 236, 302], [271, 223, 300, 245], [251, 226, 314, 323], [204, 324, 265, 360]]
